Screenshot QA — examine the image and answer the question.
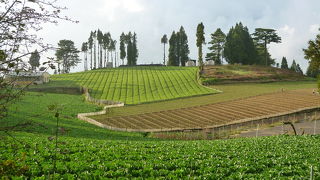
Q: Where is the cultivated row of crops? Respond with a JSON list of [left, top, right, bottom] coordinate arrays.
[[51, 66, 215, 104], [96, 89, 320, 130], [1, 135, 320, 178]]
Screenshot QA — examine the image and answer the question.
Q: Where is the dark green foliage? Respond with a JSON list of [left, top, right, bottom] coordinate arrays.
[[206, 28, 226, 65], [126, 32, 133, 65], [1, 134, 320, 178], [28, 50, 40, 71], [177, 26, 190, 66], [167, 26, 189, 66], [290, 60, 297, 72], [120, 33, 126, 65], [224, 23, 257, 65], [196, 23, 205, 66], [306, 60, 320, 77], [304, 28, 320, 78], [55, 40, 80, 74], [254, 42, 275, 66], [161, 34, 168, 65], [168, 31, 178, 66], [296, 64, 303, 75], [125, 32, 138, 66], [132, 33, 138, 65], [252, 28, 281, 66], [289, 60, 303, 74], [281, 57, 289, 69]]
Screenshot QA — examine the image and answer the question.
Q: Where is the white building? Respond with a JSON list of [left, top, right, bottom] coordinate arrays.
[[186, 60, 196, 67], [205, 60, 215, 66], [6, 71, 50, 85]]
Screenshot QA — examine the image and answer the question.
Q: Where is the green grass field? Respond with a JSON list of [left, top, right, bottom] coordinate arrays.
[[49, 66, 216, 104], [1, 91, 320, 178], [92, 81, 317, 119]]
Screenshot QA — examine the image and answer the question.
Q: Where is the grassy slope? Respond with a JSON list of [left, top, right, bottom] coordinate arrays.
[[0, 92, 145, 141], [201, 65, 311, 84], [1, 92, 320, 178], [92, 81, 317, 119], [48, 66, 216, 104]]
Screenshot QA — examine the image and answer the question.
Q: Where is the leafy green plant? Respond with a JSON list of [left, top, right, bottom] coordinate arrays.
[[49, 66, 217, 104]]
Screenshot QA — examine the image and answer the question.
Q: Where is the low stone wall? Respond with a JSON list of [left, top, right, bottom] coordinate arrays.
[[79, 106, 320, 133], [83, 88, 123, 106], [208, 106, 320, 136], [77, 88, 125, 127]]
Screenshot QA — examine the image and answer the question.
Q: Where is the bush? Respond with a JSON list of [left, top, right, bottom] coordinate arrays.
[[201, 78, 220, 85]]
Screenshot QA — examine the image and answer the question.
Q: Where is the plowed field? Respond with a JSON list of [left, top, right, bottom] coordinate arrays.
[[94, 89, 320, 131]]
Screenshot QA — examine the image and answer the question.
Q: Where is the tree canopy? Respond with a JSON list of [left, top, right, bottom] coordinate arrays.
[[224, 23, 257, 65], [280, 57, 289, 69], [161, 34, 168, 65], [29, 50, 40, 71], [167, 26, 190, 66], [168, 31, 178, 66], [206, 28, 226, 65], [304, 28, 320, 77], [252, 28, 281, 66], [196, 23, 205, 66], [55, 40, 80, 74]]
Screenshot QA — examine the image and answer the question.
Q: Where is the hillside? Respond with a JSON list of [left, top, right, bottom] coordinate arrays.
[[1, 90, 320, 178], [201, 65, 310, 85], [48, 66, 216, 104]]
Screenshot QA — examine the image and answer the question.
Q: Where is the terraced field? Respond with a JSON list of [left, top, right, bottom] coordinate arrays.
[[51, 66, 216, 104], [93, 89, 320, 131]]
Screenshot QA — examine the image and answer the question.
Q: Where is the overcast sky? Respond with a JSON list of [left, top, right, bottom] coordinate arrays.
[[38, 0, 320, 73]]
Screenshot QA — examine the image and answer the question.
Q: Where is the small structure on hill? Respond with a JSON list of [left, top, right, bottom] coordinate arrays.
[[6, 71, 50, 85], [205, 60, 215, 66], [186, 60, 196, 67], [106, 62, 113, 68]]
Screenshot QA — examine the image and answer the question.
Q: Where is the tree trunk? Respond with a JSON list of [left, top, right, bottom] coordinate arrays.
[[198, 45, 203, 66], [265, 36, 268, 66], [163, 43, 166, 65]]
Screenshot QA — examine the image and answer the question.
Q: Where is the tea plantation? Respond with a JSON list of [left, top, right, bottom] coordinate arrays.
[[1, 92, 320, 178], [50, 66, 216, 104]]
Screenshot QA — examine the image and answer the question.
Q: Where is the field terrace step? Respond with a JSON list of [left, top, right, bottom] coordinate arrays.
[[86, 89, 320, 132]]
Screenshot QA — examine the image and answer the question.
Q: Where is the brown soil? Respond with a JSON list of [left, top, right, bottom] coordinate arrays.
[[92, 89, 320, 131]]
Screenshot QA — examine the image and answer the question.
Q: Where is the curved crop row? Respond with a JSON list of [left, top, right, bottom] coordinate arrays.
[[51, 66, 216, 104], [95, 89, 320, 130]]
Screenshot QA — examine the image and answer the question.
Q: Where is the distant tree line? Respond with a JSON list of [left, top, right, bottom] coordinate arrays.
[[164, 22, 285, 68], [166, 26, 190, 66], [80, 30, 139, 71], [280, 57, 303, 74], [81, 30, 117, 71], [120, 32, 139, 66]]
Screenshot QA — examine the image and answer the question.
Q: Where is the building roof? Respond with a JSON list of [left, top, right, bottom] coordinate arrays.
[[7, 71, 49, 77]]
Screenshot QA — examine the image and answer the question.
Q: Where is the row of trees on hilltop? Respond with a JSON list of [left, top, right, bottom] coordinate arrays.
[[280, 57, 303, 74], [166, 26, 190, 66], [119, 32, 139, 66], [204, 22, 282, 66], [81, 30, 139, 71], [162, 22, 282, 67], [27, 30, 140, 74], [81, 30, 117, 71]]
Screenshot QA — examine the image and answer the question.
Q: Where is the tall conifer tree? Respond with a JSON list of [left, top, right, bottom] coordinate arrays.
[[196, 23, 205, 66], [206, 28, 226, 65]]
